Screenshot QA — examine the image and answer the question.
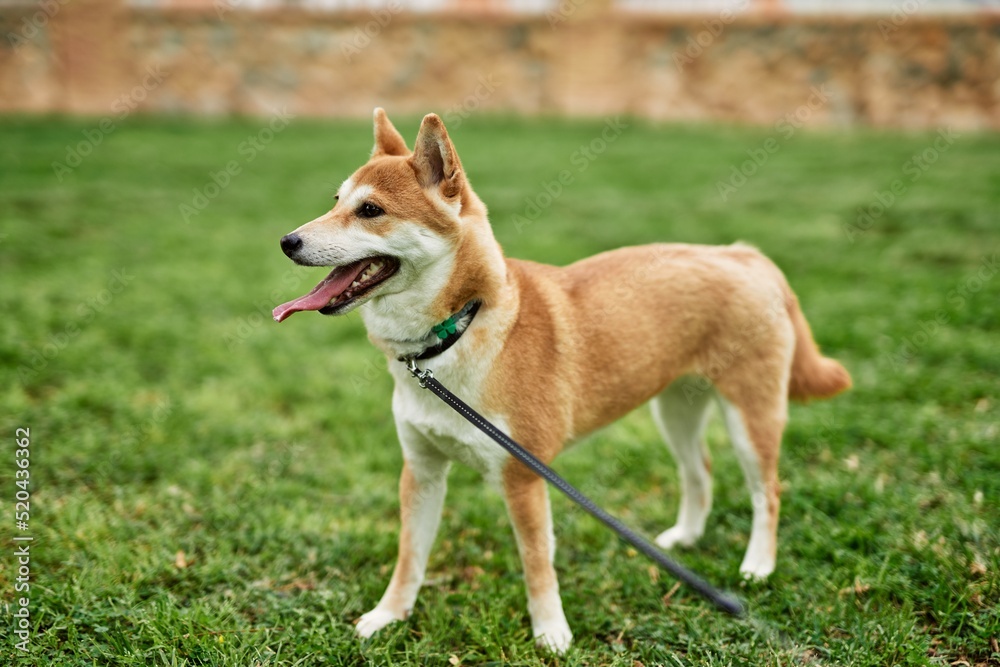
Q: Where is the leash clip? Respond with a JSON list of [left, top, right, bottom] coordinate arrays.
[[404, 358, 434, 388]]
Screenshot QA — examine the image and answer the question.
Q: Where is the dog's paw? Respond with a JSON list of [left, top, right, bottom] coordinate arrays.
[[356, 606, 405, 638], [534, 618, 573, 654], [655, 525, 701, 550], [739, 554, 775, 581]]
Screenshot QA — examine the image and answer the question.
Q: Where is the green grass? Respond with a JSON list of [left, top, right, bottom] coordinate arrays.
[[1, 114, 998, 666]]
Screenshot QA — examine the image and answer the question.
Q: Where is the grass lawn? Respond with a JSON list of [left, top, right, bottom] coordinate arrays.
[[1, 114, 998, 666]]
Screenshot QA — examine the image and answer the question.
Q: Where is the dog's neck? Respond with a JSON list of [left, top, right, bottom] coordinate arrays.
[[360, 216, 508, 360]]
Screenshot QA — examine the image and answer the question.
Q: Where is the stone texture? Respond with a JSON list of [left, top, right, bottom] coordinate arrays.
[[1, 0, 997, 128]]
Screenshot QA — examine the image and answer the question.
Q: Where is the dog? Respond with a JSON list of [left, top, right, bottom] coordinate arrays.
[[272, 109, 851, 653]]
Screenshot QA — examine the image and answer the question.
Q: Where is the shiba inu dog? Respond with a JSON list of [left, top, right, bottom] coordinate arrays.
[[273, 109, 851, 653]]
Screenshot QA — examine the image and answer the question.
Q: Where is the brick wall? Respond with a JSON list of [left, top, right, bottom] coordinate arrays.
[[2, 0, 998, 128]]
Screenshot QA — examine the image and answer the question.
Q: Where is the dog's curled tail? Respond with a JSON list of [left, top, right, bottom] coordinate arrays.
[[786, 292, 852, 402]]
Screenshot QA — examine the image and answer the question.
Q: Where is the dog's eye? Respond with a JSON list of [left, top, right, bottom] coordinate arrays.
[[357, 202, 384, 219]]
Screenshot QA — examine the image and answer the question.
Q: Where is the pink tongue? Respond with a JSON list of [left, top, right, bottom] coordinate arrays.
[[272, 260, 370, 323]]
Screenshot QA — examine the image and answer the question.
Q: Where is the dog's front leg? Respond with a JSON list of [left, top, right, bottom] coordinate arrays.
[[357, 433, 450, 639], [503, 462, 573, 654]]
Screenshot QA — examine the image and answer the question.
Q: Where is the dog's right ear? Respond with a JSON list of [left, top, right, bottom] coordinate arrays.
[[409, 113, 465, 200], [372, 108, 410, 157]]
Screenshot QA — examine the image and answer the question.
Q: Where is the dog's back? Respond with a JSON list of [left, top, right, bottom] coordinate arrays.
[[485, 243, 850, 443]]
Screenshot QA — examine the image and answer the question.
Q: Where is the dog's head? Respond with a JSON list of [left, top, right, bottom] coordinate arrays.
[[273, 109, 488, 325]]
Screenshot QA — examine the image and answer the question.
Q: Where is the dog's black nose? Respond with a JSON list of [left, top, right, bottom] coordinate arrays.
[[280, 233, 302, 257]]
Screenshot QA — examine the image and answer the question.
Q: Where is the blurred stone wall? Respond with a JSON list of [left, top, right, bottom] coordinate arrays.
[[2, 0, 998, 128]]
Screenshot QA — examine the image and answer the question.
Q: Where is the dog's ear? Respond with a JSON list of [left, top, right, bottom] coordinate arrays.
[[409, 113, 465, 200], [372, 108, 410, 157]]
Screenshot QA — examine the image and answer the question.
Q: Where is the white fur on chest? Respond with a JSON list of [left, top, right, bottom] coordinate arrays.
[[389, 360, 511, 488]]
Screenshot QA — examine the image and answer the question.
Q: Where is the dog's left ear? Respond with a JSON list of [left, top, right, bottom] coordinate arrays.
[[372, 107, 410, 157], [409, 113, 465, 200]]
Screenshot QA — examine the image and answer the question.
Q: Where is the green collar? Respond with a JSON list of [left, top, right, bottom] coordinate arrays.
[[401, 300, 482, 362]]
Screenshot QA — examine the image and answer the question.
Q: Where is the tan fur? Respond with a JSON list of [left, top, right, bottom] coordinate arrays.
[[345, 157, 459, 240], [503, 464, 558, 598], [382, 462, 419, 616], [282, 109, 851, 651], [484, 244, 849, 443], [372, 108, 409, 158], [786, 292, 853, 400]]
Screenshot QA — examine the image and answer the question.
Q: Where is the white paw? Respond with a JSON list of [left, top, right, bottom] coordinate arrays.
[[739, 554, 775, 581], [356, 606, 405, 639], [655, 525, 701, 550], [534, 617, 573, 654]]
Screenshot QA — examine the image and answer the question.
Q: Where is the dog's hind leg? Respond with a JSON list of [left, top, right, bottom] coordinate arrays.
[[357, 425, 450, 638], [716, 387, 787, 580], [652, 378, 715, 550]]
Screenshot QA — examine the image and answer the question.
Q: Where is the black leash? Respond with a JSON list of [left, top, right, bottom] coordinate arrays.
[[403, 359, 745, 618]]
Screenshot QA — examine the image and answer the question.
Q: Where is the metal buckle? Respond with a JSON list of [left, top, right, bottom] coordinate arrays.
[[404, 358, 434, 388]]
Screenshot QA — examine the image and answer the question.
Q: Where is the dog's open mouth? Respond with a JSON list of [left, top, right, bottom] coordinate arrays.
[[272, 256, 399, 322]]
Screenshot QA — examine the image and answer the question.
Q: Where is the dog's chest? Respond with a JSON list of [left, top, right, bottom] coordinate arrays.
[[392, 370, 511, 486]]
